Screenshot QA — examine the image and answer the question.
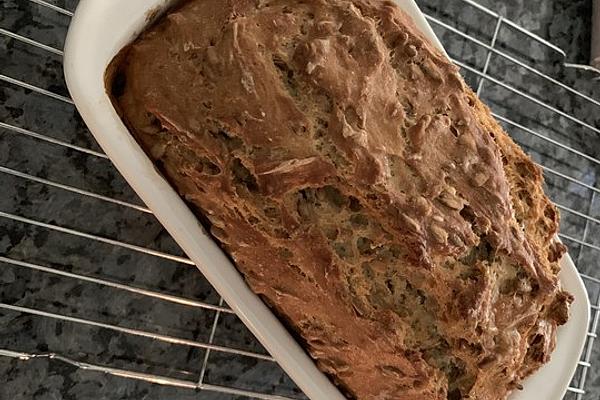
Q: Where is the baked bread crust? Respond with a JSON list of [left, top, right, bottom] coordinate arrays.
[[108, 1, 573, 398]]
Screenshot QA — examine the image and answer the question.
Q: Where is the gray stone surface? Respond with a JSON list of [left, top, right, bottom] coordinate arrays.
[[0, 0, 599, 399]]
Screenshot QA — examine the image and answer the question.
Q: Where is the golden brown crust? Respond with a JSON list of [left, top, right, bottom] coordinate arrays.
[[107, 0, 572, 399]]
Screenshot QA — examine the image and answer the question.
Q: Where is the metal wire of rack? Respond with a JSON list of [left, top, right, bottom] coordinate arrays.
[[1, 0, 599, 399]]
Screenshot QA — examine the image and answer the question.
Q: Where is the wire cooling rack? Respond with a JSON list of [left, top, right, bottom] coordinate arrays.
[[1, 0, 600, 399]]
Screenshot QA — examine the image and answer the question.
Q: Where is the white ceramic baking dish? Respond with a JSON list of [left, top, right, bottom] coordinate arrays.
[[63, 1, 590, 399]]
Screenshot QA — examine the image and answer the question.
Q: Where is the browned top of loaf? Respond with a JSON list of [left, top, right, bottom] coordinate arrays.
[[108, 0, 573, 398]]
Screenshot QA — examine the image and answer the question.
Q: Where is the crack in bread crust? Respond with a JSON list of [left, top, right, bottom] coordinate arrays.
[[107, 0, 573, 399]]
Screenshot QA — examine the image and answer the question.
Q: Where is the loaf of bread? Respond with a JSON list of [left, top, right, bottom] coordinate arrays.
[[107, 0, 573, 398]]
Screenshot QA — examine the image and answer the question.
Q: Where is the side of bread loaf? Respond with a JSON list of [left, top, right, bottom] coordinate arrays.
[[108, 0, 572, 399]]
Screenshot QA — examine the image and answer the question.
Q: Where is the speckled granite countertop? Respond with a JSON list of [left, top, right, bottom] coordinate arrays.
[[0, 0, 599, 399]]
